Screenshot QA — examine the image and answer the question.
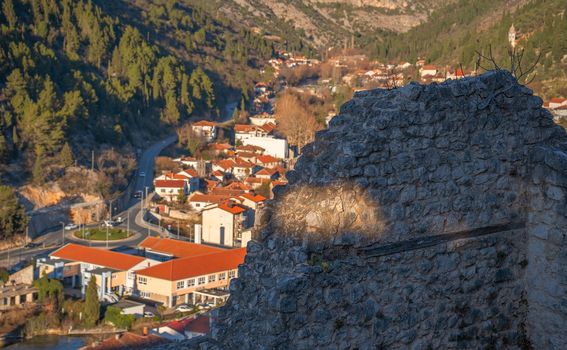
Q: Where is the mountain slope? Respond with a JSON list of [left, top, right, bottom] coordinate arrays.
[[0, 0, 277, 186], [364, 0, 567, 97], [206, 0, 452, 48]]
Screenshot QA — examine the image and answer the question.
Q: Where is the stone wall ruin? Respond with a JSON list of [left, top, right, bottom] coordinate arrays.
[[164, 71, 567, 349]]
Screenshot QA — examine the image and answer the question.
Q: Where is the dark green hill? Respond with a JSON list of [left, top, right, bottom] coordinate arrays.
[[363, 0, 567, 98], [0, 0, 277, 184]]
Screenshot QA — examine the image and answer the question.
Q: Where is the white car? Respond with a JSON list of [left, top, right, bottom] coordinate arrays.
[[102, 220, 116, 227], [143, 311, 155, 318], [139, 171, 146, 177], [197, 303, 212, 310], [64, 223, 78, 230], [175, 304, 192, 313]]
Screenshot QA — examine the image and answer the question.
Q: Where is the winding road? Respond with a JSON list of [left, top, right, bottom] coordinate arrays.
[[0, 136, 177, 267]]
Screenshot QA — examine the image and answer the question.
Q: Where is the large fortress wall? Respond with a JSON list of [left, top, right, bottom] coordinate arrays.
[[159, 71, 567, 349]]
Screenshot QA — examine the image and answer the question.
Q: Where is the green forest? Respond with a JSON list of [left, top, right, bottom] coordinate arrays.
[[0, 0, 280, 239], [362, 0, 567, 97], [0, 0, 277, 185]]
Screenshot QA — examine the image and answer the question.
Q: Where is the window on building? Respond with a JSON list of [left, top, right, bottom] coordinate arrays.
[[187, 279, 195, 287], [161, 189, 165, 193], [138, 277, 147, 285], [208, 274, 216, 283], [128, 272, 134, 280], [176, 281, 185, 289], [219, 272, 226, 280], [228, 270, 236, 279], [198, 277, 206, 285], [141, 291, 151, 298], [196, 203, 201, 207]]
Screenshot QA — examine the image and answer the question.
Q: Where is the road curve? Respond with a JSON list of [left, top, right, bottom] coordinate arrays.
[[0, 135, 177, 266]]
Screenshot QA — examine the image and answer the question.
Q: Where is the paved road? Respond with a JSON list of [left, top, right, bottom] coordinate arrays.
[[0, 136, 177, 267]]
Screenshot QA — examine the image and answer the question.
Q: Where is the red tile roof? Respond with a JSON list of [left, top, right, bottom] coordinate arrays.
[[210, 188, 246, 197], [189, 193, 230, 204], [245, 177, 267, 184], [88, 332, 169, 349], [234, 158, 255, 168], [225, 182, 251, 191], [236, 145, 265, 153], [550, 97, 566, 104], [215, 159, 236, 170], [209, 143, 232, 151], [192, 120, 216, 127], [260, 123, 276, 133], [256, 168, 278, 176], [422, 65, 437, 70], [138, 237, 222, 258], [51, 244, 145, 270], [162, 172, 189, 180], [136, 248, 246, 281], [242, 192, 266, 203], [257, 155, 279, 164], [163, 315, 209, 335], [179, 169, 198, 178], [218, 201, 247, 214], [154, 179, 186, 188]]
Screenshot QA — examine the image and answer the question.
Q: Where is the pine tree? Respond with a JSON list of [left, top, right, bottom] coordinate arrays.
[[1, 0, 18, 30], [84, 277, 100, 327], [59, 142, 74, 167], [32, 154, 46, 185], [0, 135, 8, 162]]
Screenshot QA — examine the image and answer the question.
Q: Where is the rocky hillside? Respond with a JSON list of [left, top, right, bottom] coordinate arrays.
[[208, 0, 451, 48], [163, 71, 567, 349]]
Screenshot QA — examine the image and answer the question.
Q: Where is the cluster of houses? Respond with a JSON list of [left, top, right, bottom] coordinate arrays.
[[152, 116, 289, 249], [267, 50, 320, 77], [37, 237, 245, 309]]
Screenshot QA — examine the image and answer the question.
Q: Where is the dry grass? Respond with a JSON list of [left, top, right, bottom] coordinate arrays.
[[270, 181, 385, 240]]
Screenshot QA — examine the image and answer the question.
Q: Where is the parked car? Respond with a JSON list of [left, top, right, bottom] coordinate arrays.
[[197, 303, 212, 310], [114, 216, 124, 224], [25, 242, 39, 248], [64, 223, 78, 230], [133, 191, 142, 199], [139, 171, 146, 177], [175, 304, 192, 313], [143, 311, 155, 318]]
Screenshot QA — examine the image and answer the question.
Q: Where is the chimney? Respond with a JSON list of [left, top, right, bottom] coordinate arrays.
[[143, 327, 148, 336]]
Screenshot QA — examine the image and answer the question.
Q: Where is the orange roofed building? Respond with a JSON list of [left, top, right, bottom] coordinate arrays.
[[200, 201, 252, 248], [39, 244, 159, 298], [138, 237, 223, 260], [135, 248, 246, 307]]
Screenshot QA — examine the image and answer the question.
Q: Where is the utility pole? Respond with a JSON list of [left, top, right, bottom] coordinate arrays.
[[177, 221, 180, 240], [106, 223, 109, 249], [145, 186, 150, 237], [127, 208, 130, 236], [91, 150, 94, 172], [60, 222, 65, 246]]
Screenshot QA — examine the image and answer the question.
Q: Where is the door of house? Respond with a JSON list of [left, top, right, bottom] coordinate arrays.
[[220, 226, 225, 246]]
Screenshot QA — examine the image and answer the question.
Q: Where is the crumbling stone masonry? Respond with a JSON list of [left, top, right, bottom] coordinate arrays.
[[168, 71, 567, 349]]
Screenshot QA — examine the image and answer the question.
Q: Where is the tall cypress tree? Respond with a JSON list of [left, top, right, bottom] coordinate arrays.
[[83, 277, 100, 327]]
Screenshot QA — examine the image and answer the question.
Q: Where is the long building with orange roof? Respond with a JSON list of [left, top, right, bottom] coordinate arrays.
[[138, 237, 224, 260], [135, 248, 246, 307], [39, 244, 160, 298]]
